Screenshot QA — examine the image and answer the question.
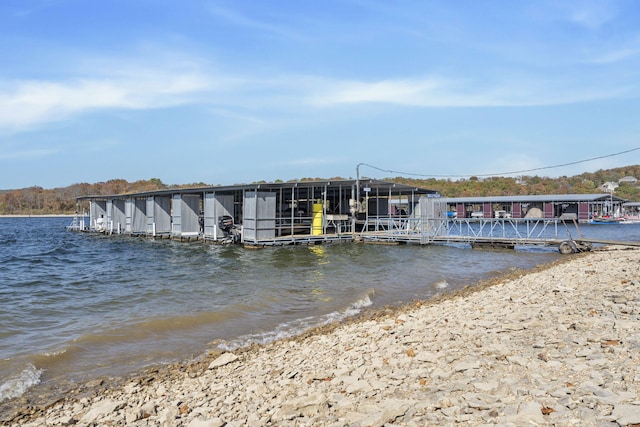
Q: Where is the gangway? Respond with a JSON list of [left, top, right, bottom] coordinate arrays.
[[359, 216, 639, 253]]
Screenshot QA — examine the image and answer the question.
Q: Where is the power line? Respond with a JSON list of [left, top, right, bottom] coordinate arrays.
[[359, 146, 640, 179]]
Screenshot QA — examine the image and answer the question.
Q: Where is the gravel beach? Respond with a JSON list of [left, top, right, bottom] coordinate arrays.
[[5, 246, 640, 426]]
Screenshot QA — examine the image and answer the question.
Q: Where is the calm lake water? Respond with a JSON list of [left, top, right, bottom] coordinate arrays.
[[1, 217, 638, 405]]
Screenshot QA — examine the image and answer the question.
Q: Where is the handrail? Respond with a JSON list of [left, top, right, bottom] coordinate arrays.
[[361, 216, 577, 244]]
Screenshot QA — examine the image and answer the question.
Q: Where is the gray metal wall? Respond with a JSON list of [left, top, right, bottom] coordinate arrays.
[[106, 200, 113, 229], [172, 194, 201, 236], [204, 193, 234, 239], [112, 199, 126, 234], [146, 196, 171, 235], [156, 197, 172, 234], [242, 191, 276, 243], [146, 197, 155, 235], [131, 198, 147, 233], [171, 194, 181, 235], [90, 200, 107, 230]]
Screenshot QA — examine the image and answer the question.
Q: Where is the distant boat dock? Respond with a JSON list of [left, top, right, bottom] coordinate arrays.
[[69, 179, 638, 253]]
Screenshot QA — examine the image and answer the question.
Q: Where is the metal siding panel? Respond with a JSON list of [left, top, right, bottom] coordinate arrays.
[[125, 199, 133, 233], [544, 202, 554, 218], [578, 202, 590, 220], [113, 200, 126, 233], [204, 193, 216, 237], [483, 203, 492, 218], [90, 201, 107, 230], [132, 198, 147, 232], [204, 194, 234, 238], [256, 192, 276, 240], [242, 193, 257, 242], [172, 194, 182, 235], [512, 203, 522, 218], [181, 194, 201, 235], [106, 200, 113, 227], [146, 197, 155, 234], [155, 197, 172, 233], [242, 191, 275, 242]]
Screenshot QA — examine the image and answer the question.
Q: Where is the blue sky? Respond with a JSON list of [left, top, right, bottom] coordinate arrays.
[[1, 0, 640, 189]]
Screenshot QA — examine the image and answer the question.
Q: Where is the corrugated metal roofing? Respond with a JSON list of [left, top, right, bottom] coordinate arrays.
[[76, 179, 436, 200], [443, 194, 626, 203]]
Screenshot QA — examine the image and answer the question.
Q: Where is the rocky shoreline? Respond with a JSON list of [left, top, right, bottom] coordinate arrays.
[[4, 247, 640, 426]]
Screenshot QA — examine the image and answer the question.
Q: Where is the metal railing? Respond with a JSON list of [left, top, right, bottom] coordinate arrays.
[[361, 216, 580, 245]]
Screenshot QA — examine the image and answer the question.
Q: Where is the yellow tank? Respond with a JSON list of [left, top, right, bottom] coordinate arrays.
[[312, 203, 323, 235]]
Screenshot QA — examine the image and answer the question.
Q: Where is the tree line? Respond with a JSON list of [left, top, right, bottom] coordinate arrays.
[[392, 164, 640, 200], [1, 166, 639, 215]]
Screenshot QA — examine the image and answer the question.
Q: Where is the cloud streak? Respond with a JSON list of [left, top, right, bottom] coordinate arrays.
[[3, 65, 637, 136], [0, 66, 212, 132], [205, 3, 303, 40], [306, 73, 637, 108], [0, 146, 60, 160]]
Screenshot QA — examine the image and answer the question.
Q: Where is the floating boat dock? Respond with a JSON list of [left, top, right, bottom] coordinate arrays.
[[69, 180, 639, 253], [70, 179, 434, 245]]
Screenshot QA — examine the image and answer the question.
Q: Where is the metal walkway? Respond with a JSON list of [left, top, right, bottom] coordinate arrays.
[[358, 217, 639, 253]]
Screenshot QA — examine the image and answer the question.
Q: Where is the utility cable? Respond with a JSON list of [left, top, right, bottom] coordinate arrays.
[[358, 146, 640, 179]]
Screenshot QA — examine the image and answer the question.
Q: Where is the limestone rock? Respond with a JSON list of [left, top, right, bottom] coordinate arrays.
[[208, 352, 239, 369]]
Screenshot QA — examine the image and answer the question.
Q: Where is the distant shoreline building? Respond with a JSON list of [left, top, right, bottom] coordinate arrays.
[[444, 194, 626, 221]]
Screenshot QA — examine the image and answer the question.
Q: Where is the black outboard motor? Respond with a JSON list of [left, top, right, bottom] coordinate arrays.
[[218, 215, 239, 243]]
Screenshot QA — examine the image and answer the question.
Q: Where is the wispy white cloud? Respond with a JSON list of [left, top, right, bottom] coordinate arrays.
[[8, 0, 63, 18], [280, 157, 341, 167], [306, 74, 630, 108], [567, 1, 617, 30], [308, 78, 449, 106], [3, 67, 632, 138], [0, 146, 60, 160], [0, 67, 212, 132], [205, 3, 302, 40], [589, 47, 640, 64]]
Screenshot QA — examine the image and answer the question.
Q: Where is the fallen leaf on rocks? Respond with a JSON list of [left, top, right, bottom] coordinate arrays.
[[179, 405, 190, 415], [601, 340, 620, 347], [419, 379, 427, 386], [406, 349, 416, 357], [382, 326, 392, 331], [541, 406, 554, 415]]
